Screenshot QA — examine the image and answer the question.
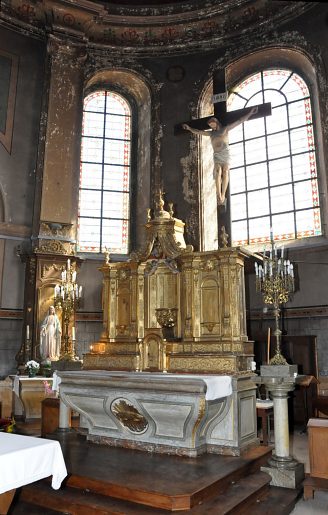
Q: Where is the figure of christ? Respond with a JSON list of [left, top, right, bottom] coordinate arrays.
[[183, 106, 258, 205]]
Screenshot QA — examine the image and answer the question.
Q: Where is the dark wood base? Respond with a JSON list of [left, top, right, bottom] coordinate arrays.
[[8, 431, 303, 514]]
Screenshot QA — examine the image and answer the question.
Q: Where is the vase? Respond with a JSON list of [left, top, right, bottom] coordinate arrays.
[[28, 368, 37, 378]]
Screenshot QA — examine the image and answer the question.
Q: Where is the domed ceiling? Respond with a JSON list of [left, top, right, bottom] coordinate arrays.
[[0, 0, 316, 56]]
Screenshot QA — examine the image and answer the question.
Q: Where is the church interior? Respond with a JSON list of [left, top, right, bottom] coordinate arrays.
[[1, 0, 328, 513]]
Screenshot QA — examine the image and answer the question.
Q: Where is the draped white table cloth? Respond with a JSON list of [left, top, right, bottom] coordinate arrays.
[[0, 433, 67, 494]]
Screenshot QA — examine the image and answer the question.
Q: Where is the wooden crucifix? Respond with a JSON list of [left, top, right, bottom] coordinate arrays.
[[175, 71, 271, 209]]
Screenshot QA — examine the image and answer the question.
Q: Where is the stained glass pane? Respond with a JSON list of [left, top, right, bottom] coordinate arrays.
[[281, 74, 309, 101], [264, 89, 285, 109], [81, 137, 103, 163], [245, 137, 267, 164], [78, 218, 101, 252], [106, 93, 129, 115], [267, 132, 290, 160], [227, 92, 246, 111], [83, 111, 104, 137], [229, 125, 243, 144], [231, 72, 261, 101], [102, 219, 129, 253], [230, 193, 247, 221], [294, 180, 317, 210], [249, 216, 271, 243], [292, 152, 316, 181], [244, 117, 265, 140], [103, 165, 129, 192], [104, 139, 130, 165], [290, 126, 314, 153], [263, 69, 291, 90], [266, 105, 288, 134], [230, 167, 245, 194], [246, 162, 268, 190], [80, 163, 102, 190], [79, 190, 102, 217], [231, 220, 248, 246], [282, 74, 309, 102], [103, 191, 130, 219], [84, 92, 105, 113], [271, 213, 295, 240], [270, 184, 294, 214], [248, 189, 270, 217], [296, 209, 321, 237], [289, 99, 309, 129], [269, 157, 292, 186], [105, 114, 131, 140], [229, 142, 245, 167]]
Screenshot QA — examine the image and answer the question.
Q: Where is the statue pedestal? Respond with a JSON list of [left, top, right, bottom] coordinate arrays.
[[254, 365, 305, 489]]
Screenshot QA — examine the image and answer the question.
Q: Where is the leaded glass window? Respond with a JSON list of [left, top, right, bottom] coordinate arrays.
[[78, 90, 131, 254], [228, 69, 321, 246]]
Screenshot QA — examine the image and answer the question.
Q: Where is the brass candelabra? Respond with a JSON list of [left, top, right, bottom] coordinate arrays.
[[255, 233, 294, 365], [54, 259, 82, 360]]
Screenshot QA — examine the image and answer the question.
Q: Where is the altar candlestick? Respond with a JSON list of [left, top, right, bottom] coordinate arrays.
[[26, 325, 30, 340], [267, 327, 271, 364], [72, 327, 76, 340]]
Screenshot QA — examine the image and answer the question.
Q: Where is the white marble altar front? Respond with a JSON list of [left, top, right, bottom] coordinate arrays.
[[57, 370, 257, 457]]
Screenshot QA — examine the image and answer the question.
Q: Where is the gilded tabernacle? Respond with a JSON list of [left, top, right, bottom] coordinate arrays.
[[83, 189, 254, 376]]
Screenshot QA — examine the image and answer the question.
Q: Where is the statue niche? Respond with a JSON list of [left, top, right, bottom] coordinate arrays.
[[84, 189, 254, 375]]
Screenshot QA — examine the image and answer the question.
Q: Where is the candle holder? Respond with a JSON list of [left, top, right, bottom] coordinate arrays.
[[54, 258, 82, 361], [255, 232, 294, 365]]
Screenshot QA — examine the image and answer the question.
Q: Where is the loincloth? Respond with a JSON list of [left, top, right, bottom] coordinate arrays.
[[213, 147, 230, 168]]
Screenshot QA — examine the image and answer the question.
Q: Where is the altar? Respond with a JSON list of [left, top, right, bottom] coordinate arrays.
[[69, 191, 258, 456], [57, 370, 257, 456]]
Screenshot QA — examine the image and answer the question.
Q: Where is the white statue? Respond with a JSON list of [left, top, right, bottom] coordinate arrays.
[[40, 306, 61, 361]]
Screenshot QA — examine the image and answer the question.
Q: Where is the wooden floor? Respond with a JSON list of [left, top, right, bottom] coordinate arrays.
[[8, 421, 302, 515]]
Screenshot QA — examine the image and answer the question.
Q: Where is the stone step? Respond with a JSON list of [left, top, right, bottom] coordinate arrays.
[[16, 471, 272, 514]]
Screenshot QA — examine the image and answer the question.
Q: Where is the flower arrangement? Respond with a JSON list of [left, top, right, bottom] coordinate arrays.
[[0, 417, 16, 432], [25, 360, 40, 377]]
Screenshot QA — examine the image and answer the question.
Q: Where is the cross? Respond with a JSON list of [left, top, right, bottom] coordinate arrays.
[[174, 70, 271, 245], [174, 71, 271, 135]]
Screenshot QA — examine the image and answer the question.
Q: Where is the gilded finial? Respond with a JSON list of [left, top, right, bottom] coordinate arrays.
[[168, 202, 174, 218], [146, 208, 151, 222], [104, 247, 111, 264], [220, 226, 229, 248]]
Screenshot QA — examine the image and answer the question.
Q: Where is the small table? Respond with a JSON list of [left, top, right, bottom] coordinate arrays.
[[0, 432, 67, 514], [256, 401, 274, 446], [10, 375, 53, 420]]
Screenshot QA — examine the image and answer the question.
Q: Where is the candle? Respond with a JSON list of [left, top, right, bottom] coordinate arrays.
[[26, 325, 30, 340], [72, 327, 76, 340], [267, 327, 271, 364], [67, 258, 71, 270], [270, 227, 273, 241], [90, 345, 93, 352]]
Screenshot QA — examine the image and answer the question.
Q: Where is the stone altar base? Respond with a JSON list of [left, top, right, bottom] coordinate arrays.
[[57, 370, 258, 457]]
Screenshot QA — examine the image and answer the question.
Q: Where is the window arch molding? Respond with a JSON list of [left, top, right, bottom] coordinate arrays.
[[78, 69, 152, 257], [199, 47, 328, 250]]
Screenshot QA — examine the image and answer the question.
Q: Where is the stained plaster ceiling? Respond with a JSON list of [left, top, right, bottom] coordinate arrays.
[[0, 0, 317, 56]]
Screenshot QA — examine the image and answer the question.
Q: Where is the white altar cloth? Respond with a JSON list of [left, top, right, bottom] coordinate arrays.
[[0, 433, 67, 494]]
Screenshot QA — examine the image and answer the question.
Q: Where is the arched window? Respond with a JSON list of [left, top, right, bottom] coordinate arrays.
[[78, 90, 131, 254], [228, 69, 321, 246]]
